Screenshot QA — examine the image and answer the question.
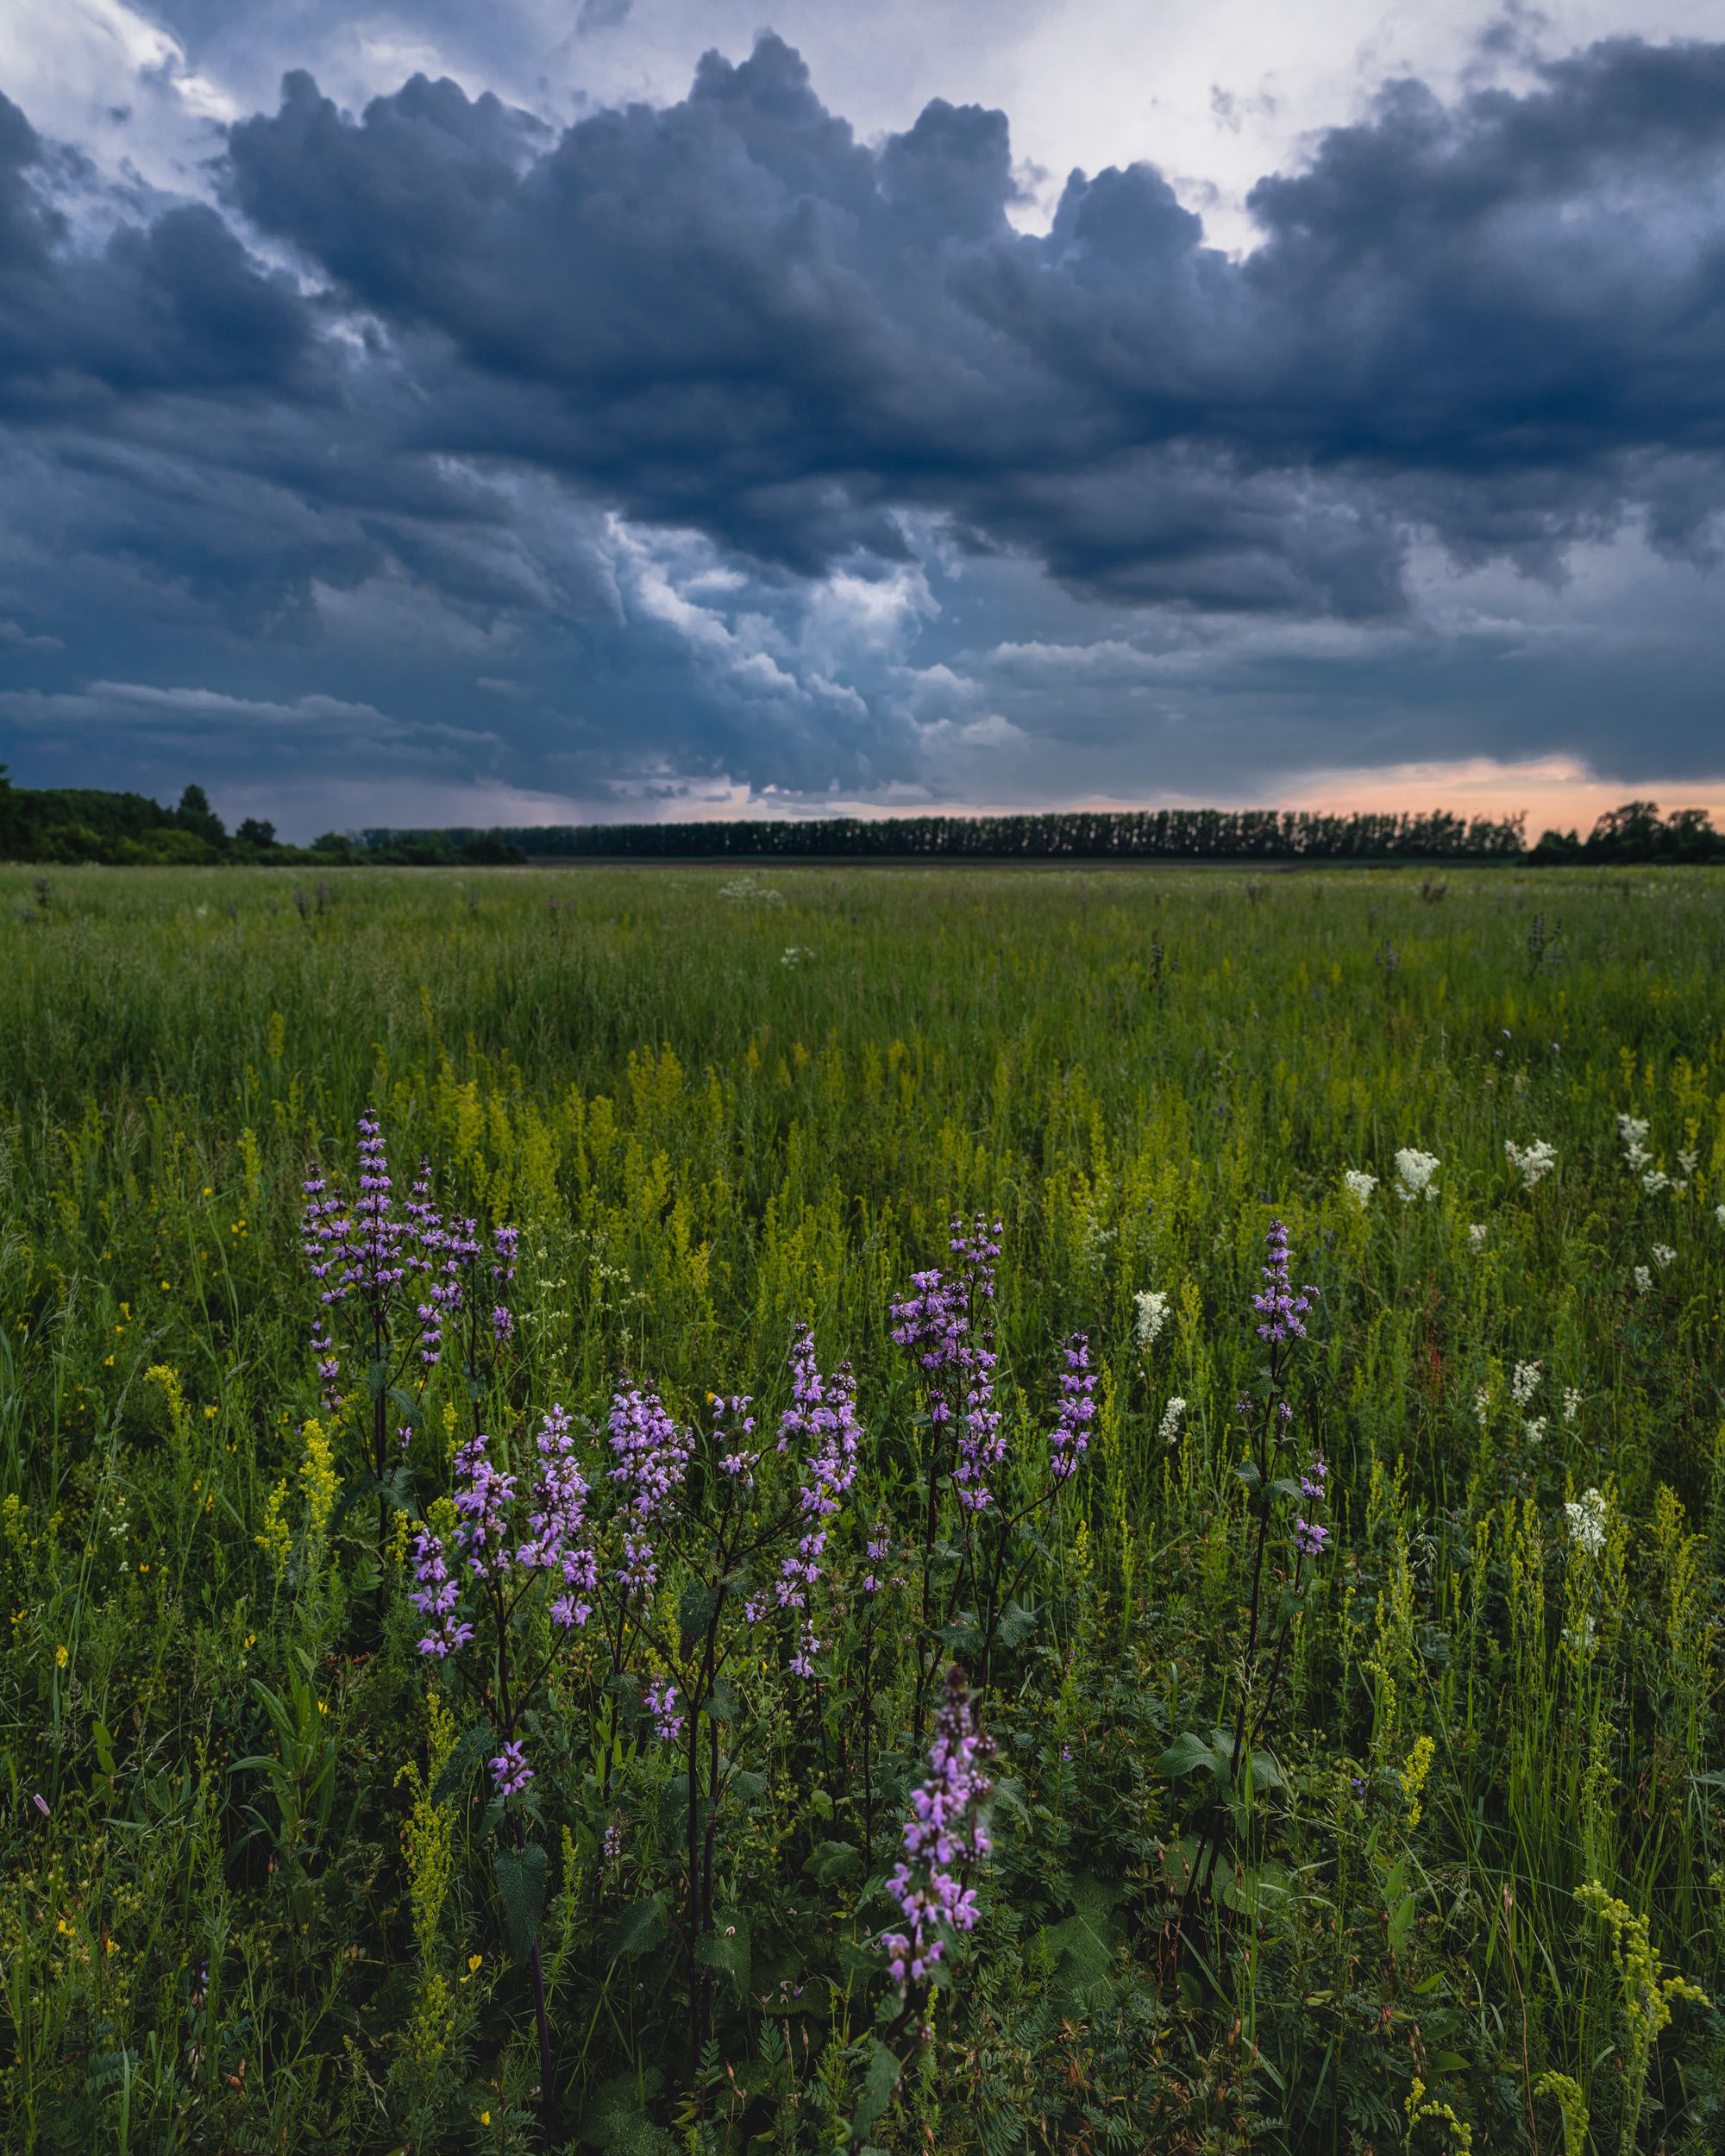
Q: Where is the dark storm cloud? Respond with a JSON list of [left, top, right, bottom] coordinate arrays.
[[3, 33, 1725, 820], [212, 33, 1725, 611]]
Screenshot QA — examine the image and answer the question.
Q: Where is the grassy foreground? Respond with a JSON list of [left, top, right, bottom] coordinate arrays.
[[1, 861, 1722, 2153]]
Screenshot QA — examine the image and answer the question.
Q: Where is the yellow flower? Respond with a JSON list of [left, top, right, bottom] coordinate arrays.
[[55, 1644, 68, 1669], [480, 2113, 490, 2127], [468, 1952, 482, 1973]]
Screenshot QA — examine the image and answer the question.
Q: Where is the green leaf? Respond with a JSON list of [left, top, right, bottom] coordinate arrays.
[[849, 2040, 903, 2139], [608, 1894, 668, 1960], [731, 1769, 768, 1801], [1159, 1730, 1226, 1781], [694, 1915, 750, 1998], [995, 1599, 1038, 1650], [704, 1675, 738, 1724], [1248, 1749, 1285, 1794], [677, 1579, 718, 1651], [493, 1842, 547, 1965], [805, 1839, 862, 1887]]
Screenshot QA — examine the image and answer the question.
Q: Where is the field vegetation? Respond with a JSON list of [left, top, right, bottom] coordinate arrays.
[[1, 861, 1722, 2153]]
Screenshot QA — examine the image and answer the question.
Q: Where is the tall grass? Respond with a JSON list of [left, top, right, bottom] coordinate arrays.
[[0, 861, 1721, 2153]]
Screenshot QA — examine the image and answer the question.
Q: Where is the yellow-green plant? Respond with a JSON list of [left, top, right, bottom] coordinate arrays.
[[1577, 1879, 1710, 2154]]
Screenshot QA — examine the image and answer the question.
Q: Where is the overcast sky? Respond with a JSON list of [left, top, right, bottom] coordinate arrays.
[[3, 0, 1724, 837]]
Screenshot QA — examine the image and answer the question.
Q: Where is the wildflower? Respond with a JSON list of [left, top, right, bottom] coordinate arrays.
[[1651, 1243, 1676, 1270], [1716, 1204, 1725, 1228], [1132, 1288, 1170, 1347], [1618, 1113, 1652, 1170], [1523, 1416, 1546, 1445], [1048, 1333, 1095, 1482], [1678, 1148, 1699, 1176], [644, 1678, 683, 1743], [487, 1739, 532, 1798], [767, 1332, 863, 1666], [1468, 1223, 1489, 1252], [1253, 1220, 1314, 1343], [1563, 1487, 1608, 1558], [1642, 1167, 1672, 1196], [1504, 1138, 1557, 1189], [1511, 1360, 1541, 1407], [1563, 1387, 1583, 1425], [780, 945, 814, 968], [1157, 1395, 1187, 1445], [608, 1385, 689, 1527], [54, 1643, 67, 1669], [410, 1527, 473, 1658], [1299, 1455, 1327, 1500], [1633, 1265, 1653, 1294], [893, 1216, 1003, 1509], [881, 1667, 994, 1991], [1394, 1147, 1440, 1203], [1341, 1169, 1377, 1210], [1473, 1386, 1491, 1428], [518, 1404, 598, 1630]]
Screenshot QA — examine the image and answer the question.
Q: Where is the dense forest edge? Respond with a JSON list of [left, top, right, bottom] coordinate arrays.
[[3, 766, 1723, 868]]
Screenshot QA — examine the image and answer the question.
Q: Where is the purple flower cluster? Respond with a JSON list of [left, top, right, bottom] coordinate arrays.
[[1048, 1332, 1095, 1482], [409, 1526, 473, 1659], [881, 1667, 995, 1989], [891, 1215, 1007, 1511], [1295, 1453, 1329, 1559], [768, 1329, 863, 1674], [644, 1678, 683, 1743], [301, 1116, 520, 1405], [488, 1739, 532, 1797], [1252, 1219, 1315, 1346], [451, 1433, 517, 1583], [518, 1404, 599, 1631]]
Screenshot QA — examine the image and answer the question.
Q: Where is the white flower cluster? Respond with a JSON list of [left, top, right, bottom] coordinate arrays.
[[1394, 1147, 1440, 1203], [1342, 1169, 1378, 1209], [1504, 1138, 1557, 1189], [1474, 1385, 1492, 1429], [718, 875, 783, 905], [1157, 1396, 1187, 1445], [1652, 1242, 1676, 1270], [1563, 1387, 1583, 1426], [1563, 1486, 1608, 1558], [1133, 1288, 1170, 1348], [1633, 1265, 1653, 1294], [780, 945, 815, 968], [1511, 1360, 1541, 1407], [1716, 1204, 1725, 1230], [1468, 1223, 1489, 1252], [1618, 1113, 1652, 1169]]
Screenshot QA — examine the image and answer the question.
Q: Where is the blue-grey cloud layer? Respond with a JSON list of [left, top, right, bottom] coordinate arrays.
[[2, 32, 1724, 824]]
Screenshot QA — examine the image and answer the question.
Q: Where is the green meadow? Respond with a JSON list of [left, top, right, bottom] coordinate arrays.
[[1, 861, 1722, 2153]]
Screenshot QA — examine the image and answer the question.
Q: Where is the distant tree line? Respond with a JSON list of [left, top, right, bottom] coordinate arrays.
[[0, 770, 527, 867], [5, 768, 1722, 867], [368, 807, 1534, 862]]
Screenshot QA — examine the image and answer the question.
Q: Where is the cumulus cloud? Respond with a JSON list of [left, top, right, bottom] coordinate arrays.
[[2, 30, 1725, 824]]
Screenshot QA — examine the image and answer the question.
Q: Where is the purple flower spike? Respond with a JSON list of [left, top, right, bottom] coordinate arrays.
[[1295, 1517, 1329, 1558], [1252, 1220, 1315, 1346], [488, 1739, 532, 1798], [880, 1666, 995, 1991], [1049, 1332, 1095, 1483]]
